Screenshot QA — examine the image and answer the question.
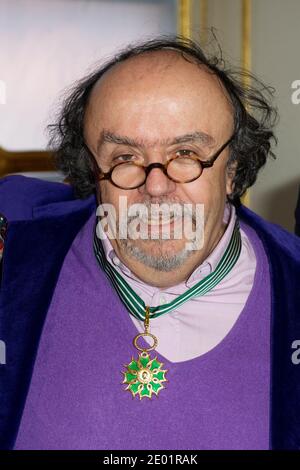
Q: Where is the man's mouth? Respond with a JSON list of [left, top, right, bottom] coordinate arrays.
[[132, 215, 186, 239], [143, 215, 178, 226]]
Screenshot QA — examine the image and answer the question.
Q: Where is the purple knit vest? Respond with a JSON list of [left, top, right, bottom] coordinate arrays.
[[14, 213, 271, 450]]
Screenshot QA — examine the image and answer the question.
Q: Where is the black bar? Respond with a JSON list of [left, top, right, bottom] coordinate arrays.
[[0, 450, 299, 466]]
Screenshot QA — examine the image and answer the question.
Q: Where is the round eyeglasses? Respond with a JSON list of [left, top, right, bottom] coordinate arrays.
[[92, 134, 235, 190]]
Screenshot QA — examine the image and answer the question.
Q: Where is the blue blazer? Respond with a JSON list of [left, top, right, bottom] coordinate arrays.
[[0, 175, 300, 450]]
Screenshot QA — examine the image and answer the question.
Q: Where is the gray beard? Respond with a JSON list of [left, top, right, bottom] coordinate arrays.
[[115, 197, 203, 272], [118, 238, 194, 272]]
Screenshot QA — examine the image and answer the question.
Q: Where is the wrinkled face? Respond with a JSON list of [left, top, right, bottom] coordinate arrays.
[[84, 51, 235, 285]]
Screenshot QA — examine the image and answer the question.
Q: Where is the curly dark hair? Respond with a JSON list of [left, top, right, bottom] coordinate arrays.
[[48, 36, 278, 201]]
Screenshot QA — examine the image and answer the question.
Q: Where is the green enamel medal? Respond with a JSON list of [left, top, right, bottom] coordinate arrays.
[[122, 306, 168, 399]]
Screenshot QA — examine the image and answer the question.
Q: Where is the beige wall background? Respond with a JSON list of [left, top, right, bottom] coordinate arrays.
[[191, 0, 300, 233]]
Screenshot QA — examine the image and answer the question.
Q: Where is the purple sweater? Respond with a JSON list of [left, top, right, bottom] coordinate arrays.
[[14, 213, 271, 450]]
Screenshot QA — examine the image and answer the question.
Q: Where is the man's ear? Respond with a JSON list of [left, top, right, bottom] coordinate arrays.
[[225, 160, 237, 197]]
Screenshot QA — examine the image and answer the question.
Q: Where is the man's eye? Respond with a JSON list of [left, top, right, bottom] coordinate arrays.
[[175, 149, 196, 158], [113, 154, 134, 163]]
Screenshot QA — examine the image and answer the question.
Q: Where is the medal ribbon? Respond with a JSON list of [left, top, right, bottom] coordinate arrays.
[[93, 219, 242, 321]]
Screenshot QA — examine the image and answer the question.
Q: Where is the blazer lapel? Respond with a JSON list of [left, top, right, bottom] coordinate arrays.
[[0, 196, 96, 449], [238, 206, 300, 449]]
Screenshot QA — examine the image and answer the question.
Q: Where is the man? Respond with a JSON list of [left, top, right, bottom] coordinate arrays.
[[0, 37, 300, 450]]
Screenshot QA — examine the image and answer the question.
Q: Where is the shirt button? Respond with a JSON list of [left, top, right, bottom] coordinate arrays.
[[112, 256, 120, 266], [160, 296, 167, 305]]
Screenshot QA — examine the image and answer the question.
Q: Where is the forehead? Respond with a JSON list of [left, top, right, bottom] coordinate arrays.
[[84, 51, 233, 145]]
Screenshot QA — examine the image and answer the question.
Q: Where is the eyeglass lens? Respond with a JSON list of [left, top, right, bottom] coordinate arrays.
[[111, 157, 202, 189]]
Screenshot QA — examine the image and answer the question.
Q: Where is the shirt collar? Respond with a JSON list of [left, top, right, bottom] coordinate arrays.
[[187, 202, 236, 286]]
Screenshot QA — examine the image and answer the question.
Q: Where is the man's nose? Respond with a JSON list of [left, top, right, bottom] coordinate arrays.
[[140, 165, 176, 198]]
